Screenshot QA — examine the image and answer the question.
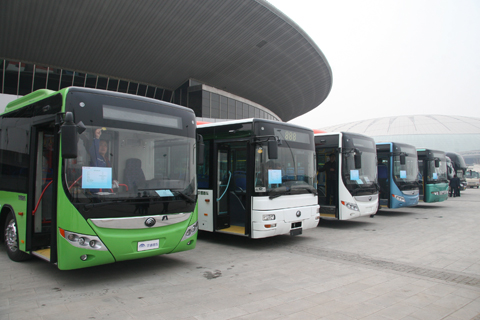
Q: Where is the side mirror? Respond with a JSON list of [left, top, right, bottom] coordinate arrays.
[[61, 112, 79, 159], [400, 155, 406, 165], [435, 159, 440, 168], [197, 134, 205, 166], [268, 139, 278, 160], [354, 149, 362, 169], [354, 154, 362, 169]]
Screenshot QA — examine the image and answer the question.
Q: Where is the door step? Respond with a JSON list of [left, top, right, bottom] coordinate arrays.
[[218, 225, 246, 235], [320, 213, 336, 218], [32, 248, 50, 262], [320, 205, 337, 217]]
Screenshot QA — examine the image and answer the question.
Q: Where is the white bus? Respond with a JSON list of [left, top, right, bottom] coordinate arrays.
[[197, 119, 320, 238], [315, 132, 379, 220]]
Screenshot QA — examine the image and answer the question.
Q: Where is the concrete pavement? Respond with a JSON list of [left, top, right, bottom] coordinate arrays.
[[1, 189, 480, 319]]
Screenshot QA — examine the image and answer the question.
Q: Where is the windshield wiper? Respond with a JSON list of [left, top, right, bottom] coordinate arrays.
[[174, 190, 196, 203], [268, 186, 291, 199], [83, 200, 126, 210], [291, 185, 318, 195], [83, 196, 173, 209], [269, 191, 289, 199]]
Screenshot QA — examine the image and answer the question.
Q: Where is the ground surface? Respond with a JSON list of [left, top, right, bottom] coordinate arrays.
[[1, 189, 480, 319]]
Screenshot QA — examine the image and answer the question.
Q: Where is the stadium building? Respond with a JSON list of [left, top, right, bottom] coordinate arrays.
[[0, 0, 332, 123], [320, 115, 480, 164]]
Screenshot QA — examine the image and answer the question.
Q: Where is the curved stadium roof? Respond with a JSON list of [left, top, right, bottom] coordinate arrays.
[[0, 0, 332, 122], [321, 115, 480, 135], [319, 115, 480, 153]]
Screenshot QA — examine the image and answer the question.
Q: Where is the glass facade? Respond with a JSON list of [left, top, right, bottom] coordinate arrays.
[[197, 91, 279, 121], [1, 60, 173, 102], [1, 60, 280, 122]]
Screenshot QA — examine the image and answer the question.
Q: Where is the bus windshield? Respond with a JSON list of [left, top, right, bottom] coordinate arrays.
[[65, 125, 196, 203], [426, 155, 448, 183], [342, 135, 377, 196], [393, 146, 418, 189], [254, 144, 316, 196]]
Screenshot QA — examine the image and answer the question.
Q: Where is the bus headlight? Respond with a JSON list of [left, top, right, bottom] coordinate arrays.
[[181, 221, 198, 242], [262, 214, 276, 221], [342, 201, 359, 211], [393, 194, 405, 202], [59, 228, 107, 251], [431, 191, 439, 195]]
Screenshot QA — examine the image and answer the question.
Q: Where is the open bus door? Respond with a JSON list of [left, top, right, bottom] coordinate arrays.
[[26, 120, 59, 263], [317, 148, 339, 218], [215, 142, 248, 235]]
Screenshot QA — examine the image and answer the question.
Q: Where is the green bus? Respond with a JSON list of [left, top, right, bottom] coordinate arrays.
[[417, 148, 449, 203], [1, 87, 199, 270]]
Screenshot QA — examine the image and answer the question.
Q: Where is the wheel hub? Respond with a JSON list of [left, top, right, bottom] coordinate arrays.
[[5, 219, 19, 252]]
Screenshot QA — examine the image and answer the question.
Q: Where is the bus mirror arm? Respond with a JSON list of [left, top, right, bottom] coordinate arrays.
[[254, 135, 279, 159], [76, 121, 86, 134], [354, 148, 362, 169]]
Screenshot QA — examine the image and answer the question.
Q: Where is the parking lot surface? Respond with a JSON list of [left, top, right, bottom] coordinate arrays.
[[1, 189, 480, 320]]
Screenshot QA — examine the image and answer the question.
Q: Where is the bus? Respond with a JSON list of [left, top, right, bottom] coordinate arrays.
[[416, 149, 449, 202], [465, 170, 480, 188], [314, 132, 378, 220], [446, 152, 468, 190], [1, 87, 200, 270], [376, 142, 419, 209], [196, 119, 320, 238], [446, 156, 455, 180]]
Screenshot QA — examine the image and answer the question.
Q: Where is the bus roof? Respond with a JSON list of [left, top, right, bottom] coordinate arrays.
[[3, 89, 57, 114], [2, 87, 196, 117], [416, 148, 445, 153], [197, 118, 313, 132], [314, 131, 373, 140], [446, 152, 468, 169]]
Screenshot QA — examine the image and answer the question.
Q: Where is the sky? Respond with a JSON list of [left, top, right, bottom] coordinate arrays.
[[268, 0, 480, 129]]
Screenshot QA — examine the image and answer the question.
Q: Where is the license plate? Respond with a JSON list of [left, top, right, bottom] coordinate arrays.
[[138, 239, 159, 252], [290, 228, 302, 236]]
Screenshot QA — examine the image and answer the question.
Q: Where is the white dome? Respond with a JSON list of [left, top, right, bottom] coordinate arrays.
[[319, 115, 480, 154]]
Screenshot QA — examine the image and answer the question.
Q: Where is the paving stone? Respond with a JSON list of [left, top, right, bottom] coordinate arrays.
[[1, 189, 480, 319]]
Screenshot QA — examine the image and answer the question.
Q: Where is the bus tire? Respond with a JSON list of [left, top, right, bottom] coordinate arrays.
[[4, 212, 31, 262]]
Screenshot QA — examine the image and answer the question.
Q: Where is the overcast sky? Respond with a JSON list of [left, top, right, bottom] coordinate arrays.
[[268, 0, 480, 130]]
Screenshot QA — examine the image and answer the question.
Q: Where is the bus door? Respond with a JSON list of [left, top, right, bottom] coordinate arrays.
[[418, 159, 425, 201], [377, 157, 390, 208], [27, 122, 58, 262], [317, 148, 338, 217], [216, 141, 248, 235]]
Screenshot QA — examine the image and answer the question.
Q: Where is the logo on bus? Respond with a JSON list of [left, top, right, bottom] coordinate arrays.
[[296, 211, 301, 217], [145, 217, 156, 227]]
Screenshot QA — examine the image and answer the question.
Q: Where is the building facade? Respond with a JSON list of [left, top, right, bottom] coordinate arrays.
[[0, 1, 332, 122]]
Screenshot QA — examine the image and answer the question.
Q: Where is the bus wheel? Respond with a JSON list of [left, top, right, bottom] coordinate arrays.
[[4, 212, 31, 261]]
